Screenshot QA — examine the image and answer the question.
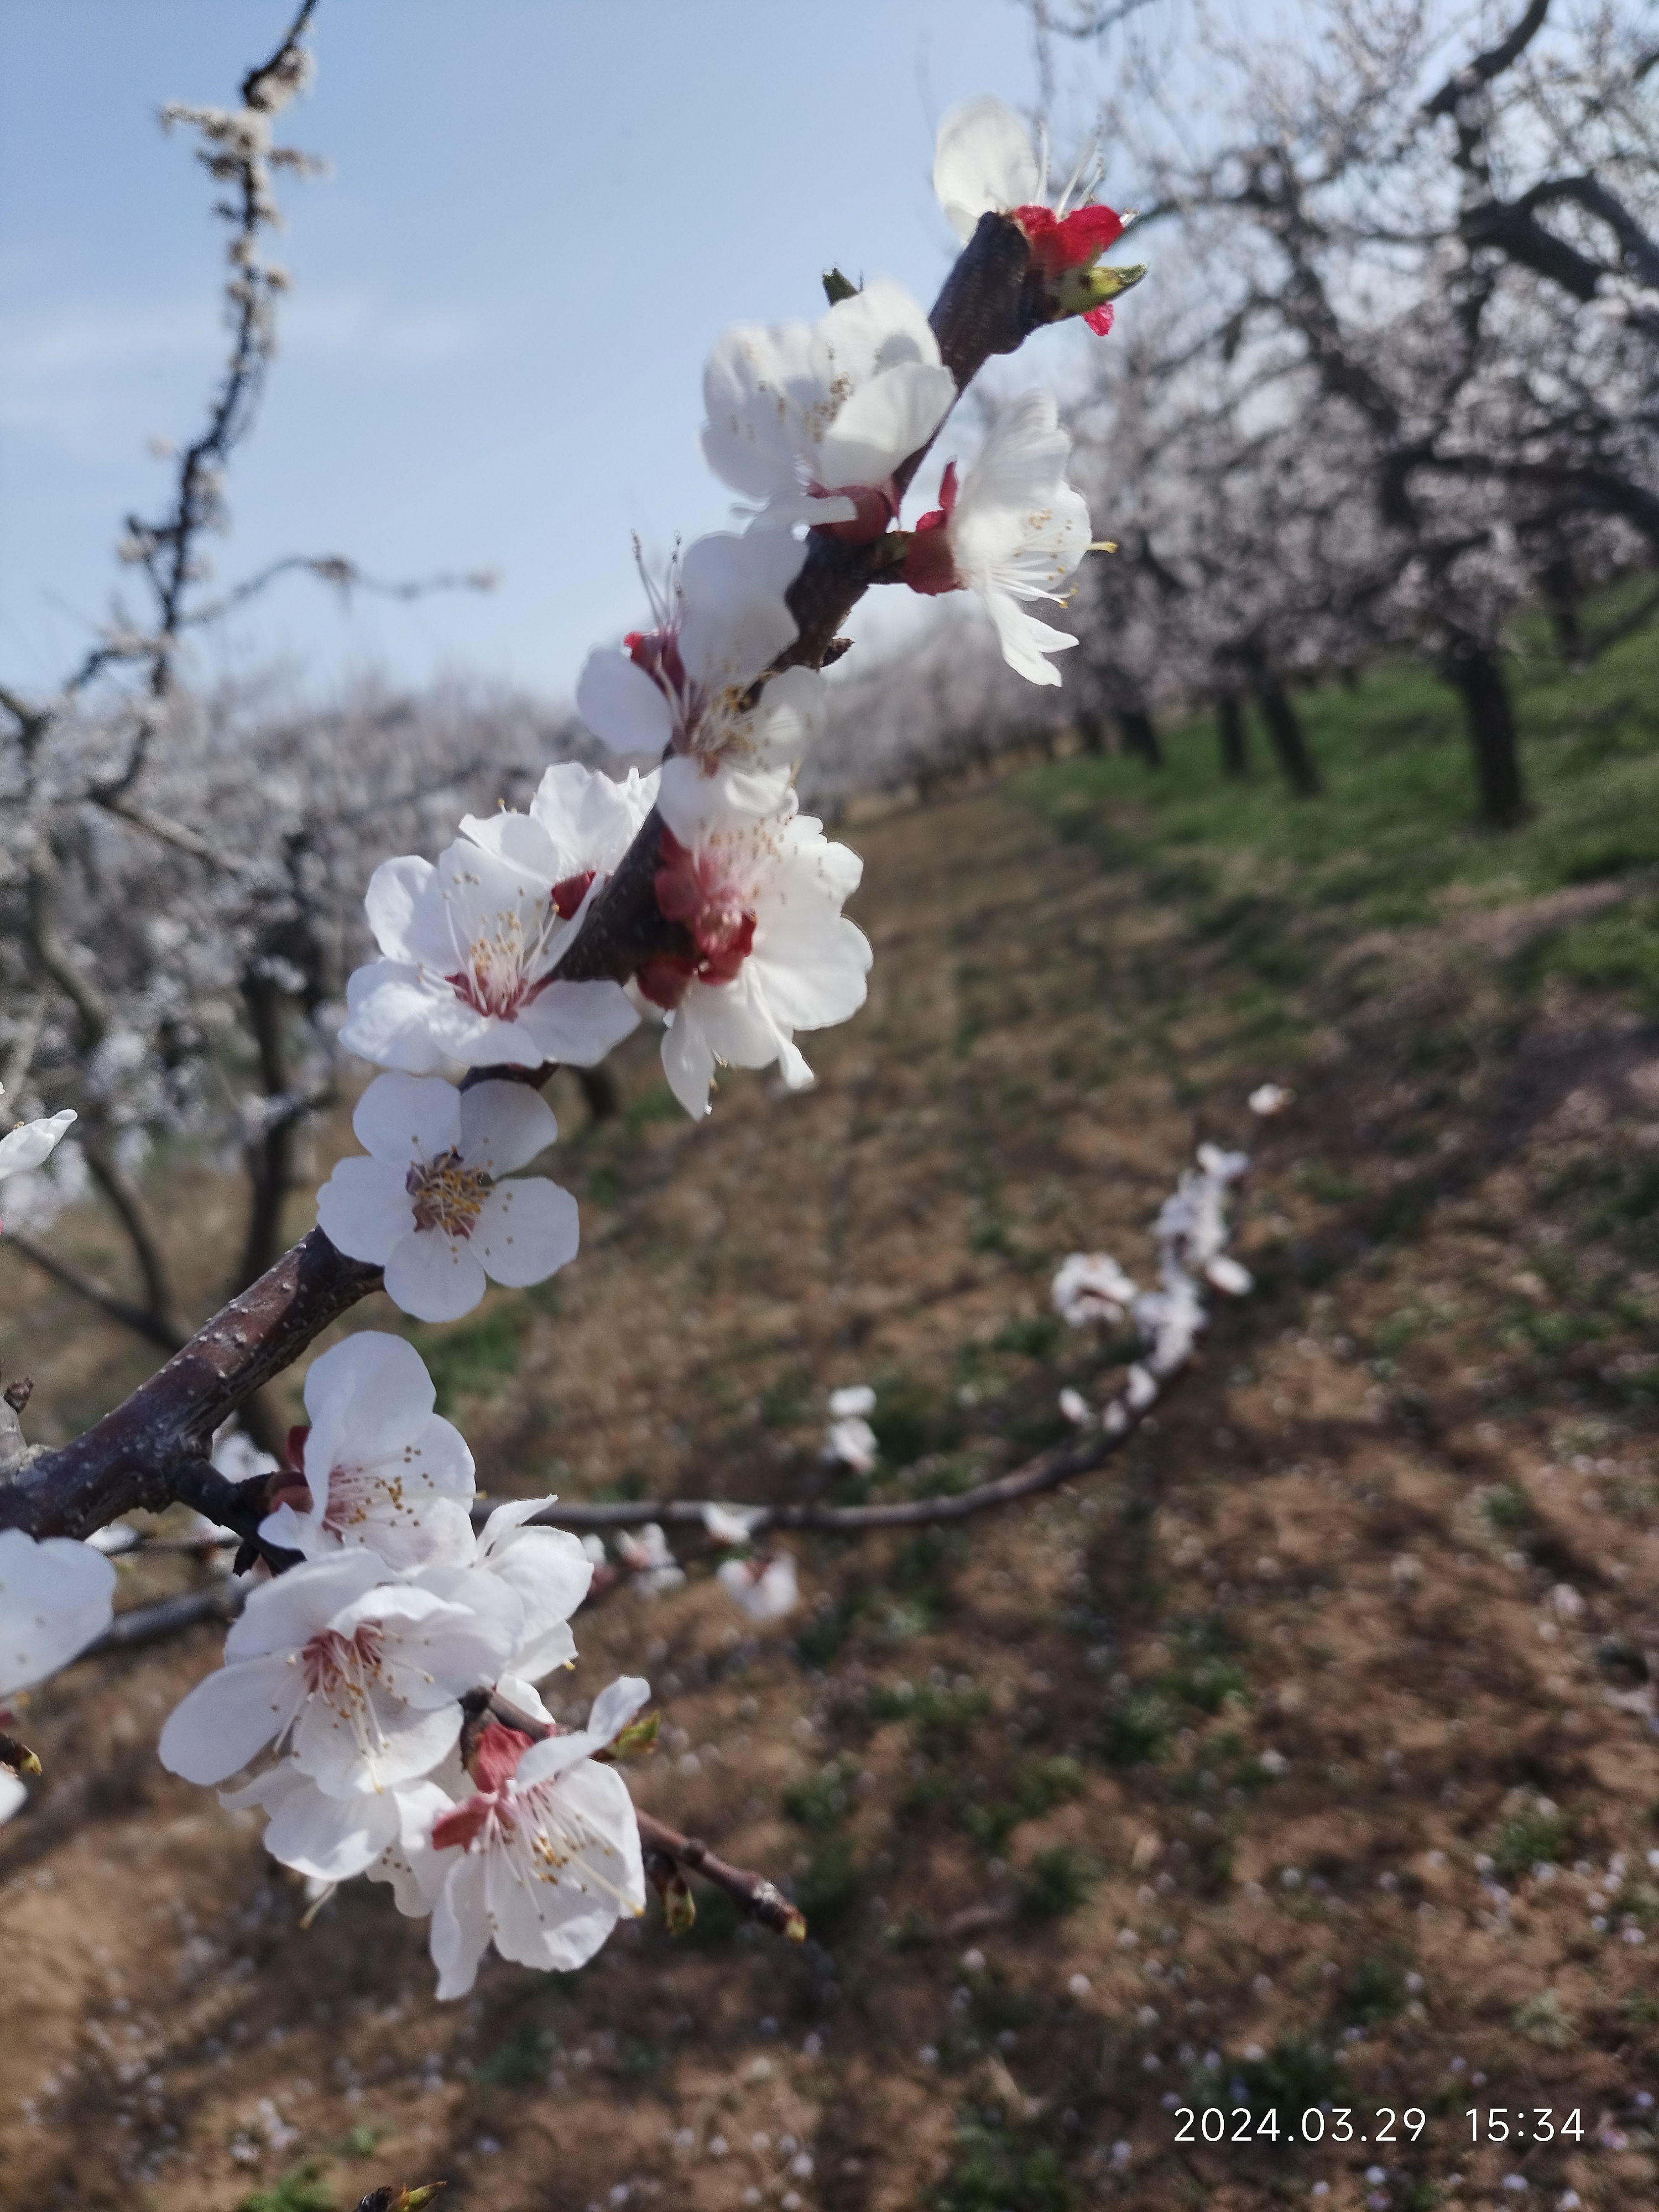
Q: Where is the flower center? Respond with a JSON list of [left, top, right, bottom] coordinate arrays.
[[300, 1620, 384, 1699], [439, 889, 562, 1022], [406, 1151, 490, 1239]]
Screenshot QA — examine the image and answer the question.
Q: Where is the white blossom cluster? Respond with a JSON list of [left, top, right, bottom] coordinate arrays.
[[0, 90, 1139, 1999], [1054, 1125, 1261, 1431], [321, 96, 1120, 1317], [156, 1332, 649, 1998]]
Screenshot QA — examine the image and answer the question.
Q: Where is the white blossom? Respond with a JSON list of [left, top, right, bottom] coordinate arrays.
[[717, 1552, 799, 1622], [0, 1103, 78, 1233], [0, 1529, 115, 1824], [472, 1498, 594, 1681], [158, 1548, 519, 1795], [701, 280, 956, 536], [703, 1502, 765, 1547], [316, 1074, 578, 1323], [616, 1523, 685, 1596], [259, 1332, 477, 1569], [644, 799, 871, 1120], [904, 394, 1092, 685], [577, 533, 825, 837], [1052, 1251, 1139, 1327], [1248, 1082, 1292, 1117], [340, 763, 650, 1075], [398, 1678, 651, 1998]]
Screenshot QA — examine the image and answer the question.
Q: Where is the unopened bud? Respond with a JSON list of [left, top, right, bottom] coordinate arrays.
[[0, 1733, 42, 1778], [1050, 260, 1147, 322], [822, 267, 859, 305], [354, 2189, 446, 2212], [606, 1712, 660, 1762]]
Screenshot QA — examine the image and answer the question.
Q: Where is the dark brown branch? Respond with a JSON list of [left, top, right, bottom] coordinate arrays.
[[0, 1231, 379, 1537], [1425, 0, 1552, 117]]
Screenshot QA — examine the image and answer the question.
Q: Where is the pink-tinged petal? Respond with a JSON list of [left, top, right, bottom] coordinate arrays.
[[315, 1155, 416, 1266], [431, 1855, 492, 2000], [576, 649, 675, 756], [157, 1652, 300, 1785], [338, 961, 448, 1074], [352, 1071, 462, 1167], [457, 1081, 558, 1179], [518, 979, 639, 1068], [384, 1229, 489, 1324], [362, 854, 433, 962], [224, 1550, 388, 1661], [933, 95, 1040, 239], [472, 1177, 579, 1290], [262, 1775, 403, 1881]]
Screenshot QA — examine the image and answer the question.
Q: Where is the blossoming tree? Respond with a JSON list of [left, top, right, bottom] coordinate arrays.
[[0, 19, 1286, 2123]]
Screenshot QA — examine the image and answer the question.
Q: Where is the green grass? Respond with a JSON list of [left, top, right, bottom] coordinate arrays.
[[406, 1301, 526, 1413], [1016, 593, 1659, 1025], [238, 2167, 335, 2212]]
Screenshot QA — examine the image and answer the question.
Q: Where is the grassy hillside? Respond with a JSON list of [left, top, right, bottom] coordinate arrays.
[[3, 612, 1659, 2212]]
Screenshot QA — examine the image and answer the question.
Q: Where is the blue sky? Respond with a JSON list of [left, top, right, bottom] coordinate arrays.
[[0, 0, 1124, 706]]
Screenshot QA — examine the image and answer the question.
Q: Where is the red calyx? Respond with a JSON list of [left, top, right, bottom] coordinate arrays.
[[551, 869, 596, 920], [901, 460, 963, 598], [651, 832, 759, 995], [1011, 201, 1124, 278], [432, 1720, 536, 1848], [811, 479, 899, 546], [1083, 302, 1116, 337], [284, 1424, 310, 1474], [625, 627, 687, 697]]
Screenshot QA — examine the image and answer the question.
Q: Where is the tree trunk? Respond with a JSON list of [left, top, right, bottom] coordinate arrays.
[[1444, 639, 1527, 828], [1117, 708, 1163, 767], [1254, 677, 1323, 797], [1217, 693, 1249, 776], [1077, 712, 1108, 756]]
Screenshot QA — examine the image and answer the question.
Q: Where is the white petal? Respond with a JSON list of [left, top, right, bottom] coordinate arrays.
[[292, 1693, 461, 1798], [362, 854, 434, 962], [224, 1549, 387, 1662], [304, 1331, 437, 1452], [338, 962, 448, 1074], [431, 1854, 492, 1999], [933, 95, 1040, 239], [315, 1155, 415, 1265], [817, 362, 957, 489], [472, 1178, 580, 1290], [518, 980, 639, 1068], [457, 1081, 558, 1178], [352, 1071, 462, 1167], [660, 1011, 716, 1120], [157, 1653, 300, 1785], [384, 1230, 490, 1323], [263, 1775, 403, 1881], [0, 1530, 115, 1695], [585, 1674, 651, 1746], [679, 530, 805, 693], [576, 649, 674, 755], [0, 1110, 77, 1181], [983, 588, 1076, 685]]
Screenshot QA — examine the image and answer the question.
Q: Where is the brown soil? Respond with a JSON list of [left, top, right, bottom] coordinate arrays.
[[5, 777, 1659, 2212]]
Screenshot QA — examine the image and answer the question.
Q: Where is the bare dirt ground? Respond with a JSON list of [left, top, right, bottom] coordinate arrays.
[[6, 770, 1659, 2212]]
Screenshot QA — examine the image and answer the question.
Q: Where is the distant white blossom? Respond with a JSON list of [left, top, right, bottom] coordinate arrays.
[[1248, 1083, 1292, 1117], [1052, 1251, 1138, 1327], [718, 1552, 799, 1622], [616, 1523, 685, 1596]]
